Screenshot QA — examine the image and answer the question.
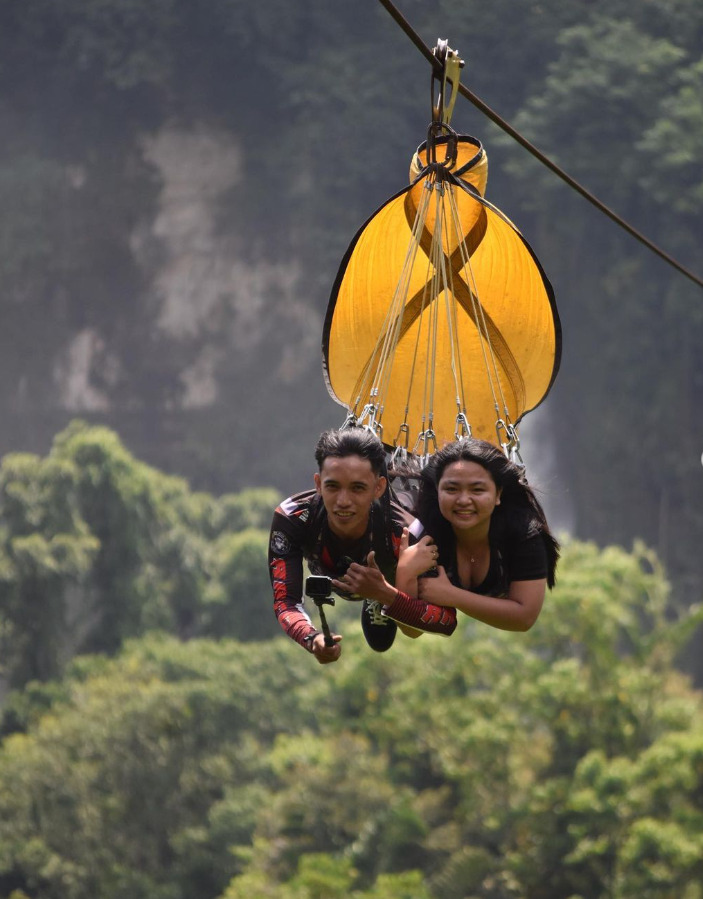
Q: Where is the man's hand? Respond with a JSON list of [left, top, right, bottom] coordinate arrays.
[[311, 633, 343, 664], [331, 551, 397, 604]]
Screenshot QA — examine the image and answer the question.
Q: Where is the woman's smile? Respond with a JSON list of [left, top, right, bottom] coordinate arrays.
[[437, 460, 501, 534]]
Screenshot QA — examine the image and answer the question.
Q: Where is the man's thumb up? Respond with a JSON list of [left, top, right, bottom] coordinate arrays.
[[399, 526, 410, 553]]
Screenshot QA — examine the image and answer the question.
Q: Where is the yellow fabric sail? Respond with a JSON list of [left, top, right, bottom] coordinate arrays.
[[322, 134, 561, 455]]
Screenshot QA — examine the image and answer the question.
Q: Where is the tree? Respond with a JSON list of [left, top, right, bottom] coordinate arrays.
[[0, 451, 99, 686], [498, 8, 703, 617], [0, 635, 317, 899], [0, 421, 281, 689], [1, 539, 702, 898], [221, 540, 703, 898], [203, 527, 279, 642]]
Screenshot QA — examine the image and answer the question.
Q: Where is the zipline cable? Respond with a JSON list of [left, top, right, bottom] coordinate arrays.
[[377, 0, 703, 291]]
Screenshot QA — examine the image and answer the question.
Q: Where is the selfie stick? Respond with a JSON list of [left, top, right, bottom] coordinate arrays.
[[312, 598, 335, 647]]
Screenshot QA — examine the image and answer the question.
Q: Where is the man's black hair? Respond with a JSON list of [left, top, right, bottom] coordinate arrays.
[[315, 428, 388, 477]]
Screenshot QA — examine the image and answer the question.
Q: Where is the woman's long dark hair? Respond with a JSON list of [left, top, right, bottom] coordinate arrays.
[[416, 439, 560, 588]]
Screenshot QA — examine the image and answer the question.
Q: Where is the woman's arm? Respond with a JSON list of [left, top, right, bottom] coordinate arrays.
[[417, 566, 546, 632]]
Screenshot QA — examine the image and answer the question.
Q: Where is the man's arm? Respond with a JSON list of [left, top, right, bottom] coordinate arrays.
[[383, 587, 457, 636], [269, 504, 342, 662], [330, 529, 457, 638]]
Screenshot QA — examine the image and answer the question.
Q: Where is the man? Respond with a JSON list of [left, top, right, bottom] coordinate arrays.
[[269, 428, 456, 664]]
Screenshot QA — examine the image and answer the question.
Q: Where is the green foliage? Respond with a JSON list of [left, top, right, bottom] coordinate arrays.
[[0, 422, 281, 690], [202, 528, 275, 641], [0, 635, 317, 899], [221, 855, 431, 899], [490, 2, 703, 619], [1, 539, 702, 898], [0, 450, 99, 686], [216, 489, 283, 533]]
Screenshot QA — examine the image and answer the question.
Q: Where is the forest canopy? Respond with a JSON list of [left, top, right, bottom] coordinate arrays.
[[0, 423, 702, 897], [0, 533, 702, 897], [0, 421, 279, 689]]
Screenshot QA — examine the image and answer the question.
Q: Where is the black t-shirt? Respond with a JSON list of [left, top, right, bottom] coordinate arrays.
[[453, 532, 548, 597], [414, 516, 549, 598]]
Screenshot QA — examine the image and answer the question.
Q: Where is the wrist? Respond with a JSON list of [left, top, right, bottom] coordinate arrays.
[[386, 588, 402, 608], [302, 631, 320, 652], [378, 582, 398, 606]]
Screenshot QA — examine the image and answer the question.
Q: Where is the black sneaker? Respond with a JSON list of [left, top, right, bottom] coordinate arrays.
[[361, 600, 397, 652]]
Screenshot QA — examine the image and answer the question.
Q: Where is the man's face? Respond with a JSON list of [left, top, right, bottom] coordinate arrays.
[[314, 455, 387, 541]]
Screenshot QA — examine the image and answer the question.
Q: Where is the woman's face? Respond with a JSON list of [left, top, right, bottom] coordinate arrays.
[[437, 460, 501, 534]]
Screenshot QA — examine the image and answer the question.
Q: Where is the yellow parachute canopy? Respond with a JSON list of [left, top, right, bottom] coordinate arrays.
[[322, 134, 561, 458]]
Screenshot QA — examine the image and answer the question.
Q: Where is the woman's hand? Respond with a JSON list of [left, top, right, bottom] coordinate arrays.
[[397, 528, 439, 578], [417, 566, 454, 606]]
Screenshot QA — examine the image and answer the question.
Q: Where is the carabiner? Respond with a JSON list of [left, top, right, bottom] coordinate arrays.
[[455, 411, 472, 440], [431, 39, 464, 128]]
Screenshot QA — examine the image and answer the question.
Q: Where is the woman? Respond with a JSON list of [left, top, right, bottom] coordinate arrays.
[[404, 438, 559, 632]]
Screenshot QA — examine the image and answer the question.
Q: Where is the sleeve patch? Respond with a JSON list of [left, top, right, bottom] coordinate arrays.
[[271, 530, 292, 555]]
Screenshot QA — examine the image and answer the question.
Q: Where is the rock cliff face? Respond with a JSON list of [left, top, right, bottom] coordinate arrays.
[[11, 121, 338, 494], [142, 125, 321, 405], [54, 125, 322, 413], [7, 119, 569, 514], [0, 0, 385, 498]]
